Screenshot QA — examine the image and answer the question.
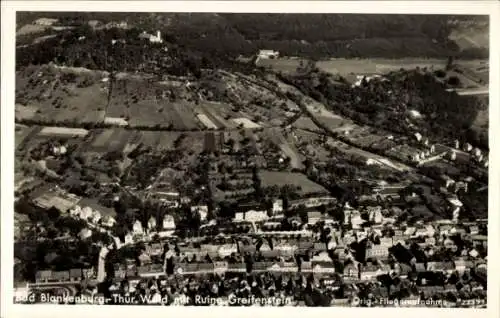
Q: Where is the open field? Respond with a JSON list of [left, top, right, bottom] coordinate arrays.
[[87, 129, 140, 153], [327, 138, 412, 172], [137, 131, 184, 150], [107, 76, 203, 130], [318, 58, 448, 75], [195, 101, 240, 129], [259, 58, 448, 76], [231, 118, 261, 129], [292, 117, 322, 132], [15, 125, 37, 150], [197, 114, 218, 129], [260, 170, 327, 195], [38, 126, 89, 138]]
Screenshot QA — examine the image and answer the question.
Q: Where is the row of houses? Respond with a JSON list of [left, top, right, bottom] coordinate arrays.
[[35, 267, 96, 284]]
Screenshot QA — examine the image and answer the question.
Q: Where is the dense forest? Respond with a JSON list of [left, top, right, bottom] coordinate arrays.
[[279, 69, 488, 149], [16, 25, 257, 77], [17, 12, 489, 61]]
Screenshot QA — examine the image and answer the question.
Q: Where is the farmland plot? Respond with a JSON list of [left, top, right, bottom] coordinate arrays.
[[137, 131, 185, 150], [16, 65, 109, 124], [197, 114, 218, 129], [261, 58, 447, 76], [89, 129, 139, 154], [292, 116, 322, 132], [198, 101, 240, 129], [171, 102, 202, 130], [259, 171, 327, 195], [265, 128, 304, 169], [15, 124, 36, 150]]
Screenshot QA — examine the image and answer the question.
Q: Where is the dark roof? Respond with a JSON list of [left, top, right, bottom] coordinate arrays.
[[69, 268, 82, 278], [36, 270, 53, 280], [53, 271, 70, 281]]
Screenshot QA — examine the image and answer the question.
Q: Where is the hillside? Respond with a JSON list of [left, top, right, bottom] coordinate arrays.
[[16, 12, 489, 64]]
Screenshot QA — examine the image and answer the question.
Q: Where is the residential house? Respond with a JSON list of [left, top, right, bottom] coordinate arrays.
[[79, 207, 93, 220], [69, 268, 82, 282], [360, 264, 381, 280], [35, 270, 53, 283], [351, 214, 364, 229], [137, 263, 164, 278], [78, 228, 92, 240], [368, 207, 383, 224], [425, 237, 436, 246], [227, 262, 246, 272], [275, 242, 297, 257], [159, 215, 176, 237], [343, 262, 359, 280], [379, 237, 393, 246], [414, 227, 429, 238], [415, 263, 426, 273], [133, 220, 144, 235], [105, 21, 128, 29], [366, 244, 390, 260], [146, 243, 163, 256], [114, 264, 127, 280], [298, 240, 314, 253], [342, 235, 356, 246], [392, 234, 409, 245], [125, 263, 137, 278], [470, 235, 487, 248], [468, 225, 480, 235], [82, 267, 96, 280], [404, 227, 417, 236], [191, 205, 208, 222], [426, 261, 455, 274], [312, 251, 331, 263], [312, 263, 335, 274], [101, 215, 117, 228], [257, 50, 280, 59], [53, 271, 70, 282], [307, 211, 322, 225], [235, 210, 268, 222], [272, 199, 283, 214], [138, 30, 163, 44], [454, 259, 472, 273], [439, 224, 453, 236], [124, 232, 134, 245], [34, 18, 58, 26], [313, 243, 326, 253], [218, 243, 238, 258], [469, 248, 480, 258], [91, 210, 102, 224], [147, 216, 157, 232], [138, 251, 151, 266]]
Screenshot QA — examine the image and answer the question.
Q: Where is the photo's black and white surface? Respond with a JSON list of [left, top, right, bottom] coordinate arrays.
[[12, 11, 490, 308]]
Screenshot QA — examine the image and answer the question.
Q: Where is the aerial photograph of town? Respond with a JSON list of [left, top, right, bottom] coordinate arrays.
[[11, 11, 489, 307]]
